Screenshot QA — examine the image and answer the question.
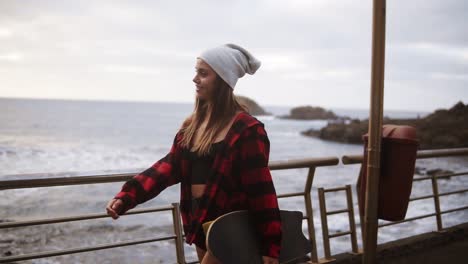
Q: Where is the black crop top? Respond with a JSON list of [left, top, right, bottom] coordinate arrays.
[[189, 141, 224, 184]]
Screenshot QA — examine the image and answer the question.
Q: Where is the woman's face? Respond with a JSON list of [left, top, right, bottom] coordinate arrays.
[[193, 58, 218, 101]]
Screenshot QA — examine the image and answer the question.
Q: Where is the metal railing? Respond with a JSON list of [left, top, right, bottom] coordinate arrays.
[[0, 156, 339, 264], [318, 185, 359, 261], [377, 171, 468, 230], [0, 203, 185, 263], [335, 147, 468, 259], [1, 148, 467, 263]]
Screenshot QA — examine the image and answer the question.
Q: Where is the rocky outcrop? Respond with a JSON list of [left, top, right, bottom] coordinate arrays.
[[302, 101, 468, 149], [236, 95, 271, 116], [302, 118, 367, 143], [280, 106, 338, 120], [416, 101, 468, 149]]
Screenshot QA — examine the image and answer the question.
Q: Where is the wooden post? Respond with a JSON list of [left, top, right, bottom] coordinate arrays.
[[363, 0, 387, 263]]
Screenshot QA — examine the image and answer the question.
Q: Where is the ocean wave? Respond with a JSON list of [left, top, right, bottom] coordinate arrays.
[[0, 142, 166, 178]]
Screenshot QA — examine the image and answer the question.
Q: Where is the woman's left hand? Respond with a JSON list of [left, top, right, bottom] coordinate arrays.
[[262, 256, 279, 264]]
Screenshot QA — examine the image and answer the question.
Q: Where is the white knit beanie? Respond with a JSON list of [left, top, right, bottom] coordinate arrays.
[[197, 43, 261, 89]]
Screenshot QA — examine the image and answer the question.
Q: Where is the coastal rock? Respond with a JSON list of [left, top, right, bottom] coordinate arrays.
[[301, 118, 367, 143], [280, 105, 338, 120], [414, 166, 425, 175], [302, 101, 468, 149], [426, 169, 454, 176], [236, 95, 271, 116]]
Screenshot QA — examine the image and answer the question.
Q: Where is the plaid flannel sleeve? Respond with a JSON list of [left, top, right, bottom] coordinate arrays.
[[239, 124, 282, 258], [114, 133, 182, 214]]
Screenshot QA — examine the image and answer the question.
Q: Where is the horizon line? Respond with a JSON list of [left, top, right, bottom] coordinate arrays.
[[0, 95, 442, 113]]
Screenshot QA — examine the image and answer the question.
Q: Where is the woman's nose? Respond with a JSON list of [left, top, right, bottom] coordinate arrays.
[[192, 75, 199, 84]]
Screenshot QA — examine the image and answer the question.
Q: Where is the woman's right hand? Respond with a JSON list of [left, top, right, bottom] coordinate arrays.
[[106, 199, 124, 220]]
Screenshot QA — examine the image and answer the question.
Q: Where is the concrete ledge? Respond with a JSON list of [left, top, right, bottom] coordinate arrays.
[[331, 222, 468, 264]]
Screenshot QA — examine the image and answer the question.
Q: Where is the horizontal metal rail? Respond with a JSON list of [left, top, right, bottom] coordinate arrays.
[[441, 205, 468, 215], [269, 156, 339, 170], [409, 188, 468, 202], [379, 205, 468, 228], [329, 231, 352, 238], [0, 157, 339, 190], [327, 209, 349, 215], [0, 205, 174, 229], [277, 191, 305, 198], [0, 173, 134, 190], [439, 188, 468, 197], [410, 194, 434, 201], [0, 235, 176, 263], [379, 213, 438, 227], [342, 147, 468, 164], [413, 171, 468, 181], [324, 186, 347, 193]]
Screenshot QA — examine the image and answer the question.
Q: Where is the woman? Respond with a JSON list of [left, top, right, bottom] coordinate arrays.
[[106, 44, 282, 264]]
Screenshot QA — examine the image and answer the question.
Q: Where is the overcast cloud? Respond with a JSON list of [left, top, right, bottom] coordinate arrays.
[[0, 0, 467, 111]]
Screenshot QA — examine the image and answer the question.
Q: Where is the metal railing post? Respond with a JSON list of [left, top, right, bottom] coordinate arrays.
[[304, 166, 319, 263], [346, 185, 359, 254], [317, 185, 360, 260], [431, 176, 443, 231], [318, 187, 332, 260], [171, 203, 186, 264]]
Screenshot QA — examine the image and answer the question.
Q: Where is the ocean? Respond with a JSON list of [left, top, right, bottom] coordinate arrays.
[[1, 97, 467, 263]]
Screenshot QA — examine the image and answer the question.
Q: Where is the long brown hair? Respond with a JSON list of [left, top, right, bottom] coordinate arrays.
[[180, 76, 248, 155]]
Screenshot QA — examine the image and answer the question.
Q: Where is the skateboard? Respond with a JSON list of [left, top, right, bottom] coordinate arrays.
[[205, 210, 311, 264]]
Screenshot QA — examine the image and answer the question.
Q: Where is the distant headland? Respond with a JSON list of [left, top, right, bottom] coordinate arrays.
[[236, 95, 271, 116], [301, 101, 468, 149], [278, 105, 339, 120], [233, 96, 467, 149]]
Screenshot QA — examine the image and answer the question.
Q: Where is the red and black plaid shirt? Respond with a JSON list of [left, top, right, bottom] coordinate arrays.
[[114, 112, 282, 258]]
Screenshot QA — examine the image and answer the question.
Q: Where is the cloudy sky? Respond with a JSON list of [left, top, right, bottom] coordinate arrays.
[[0, 0, 467, 111]]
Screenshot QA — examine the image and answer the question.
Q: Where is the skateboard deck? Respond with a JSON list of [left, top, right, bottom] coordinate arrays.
[[205, 210, 311, 264]]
